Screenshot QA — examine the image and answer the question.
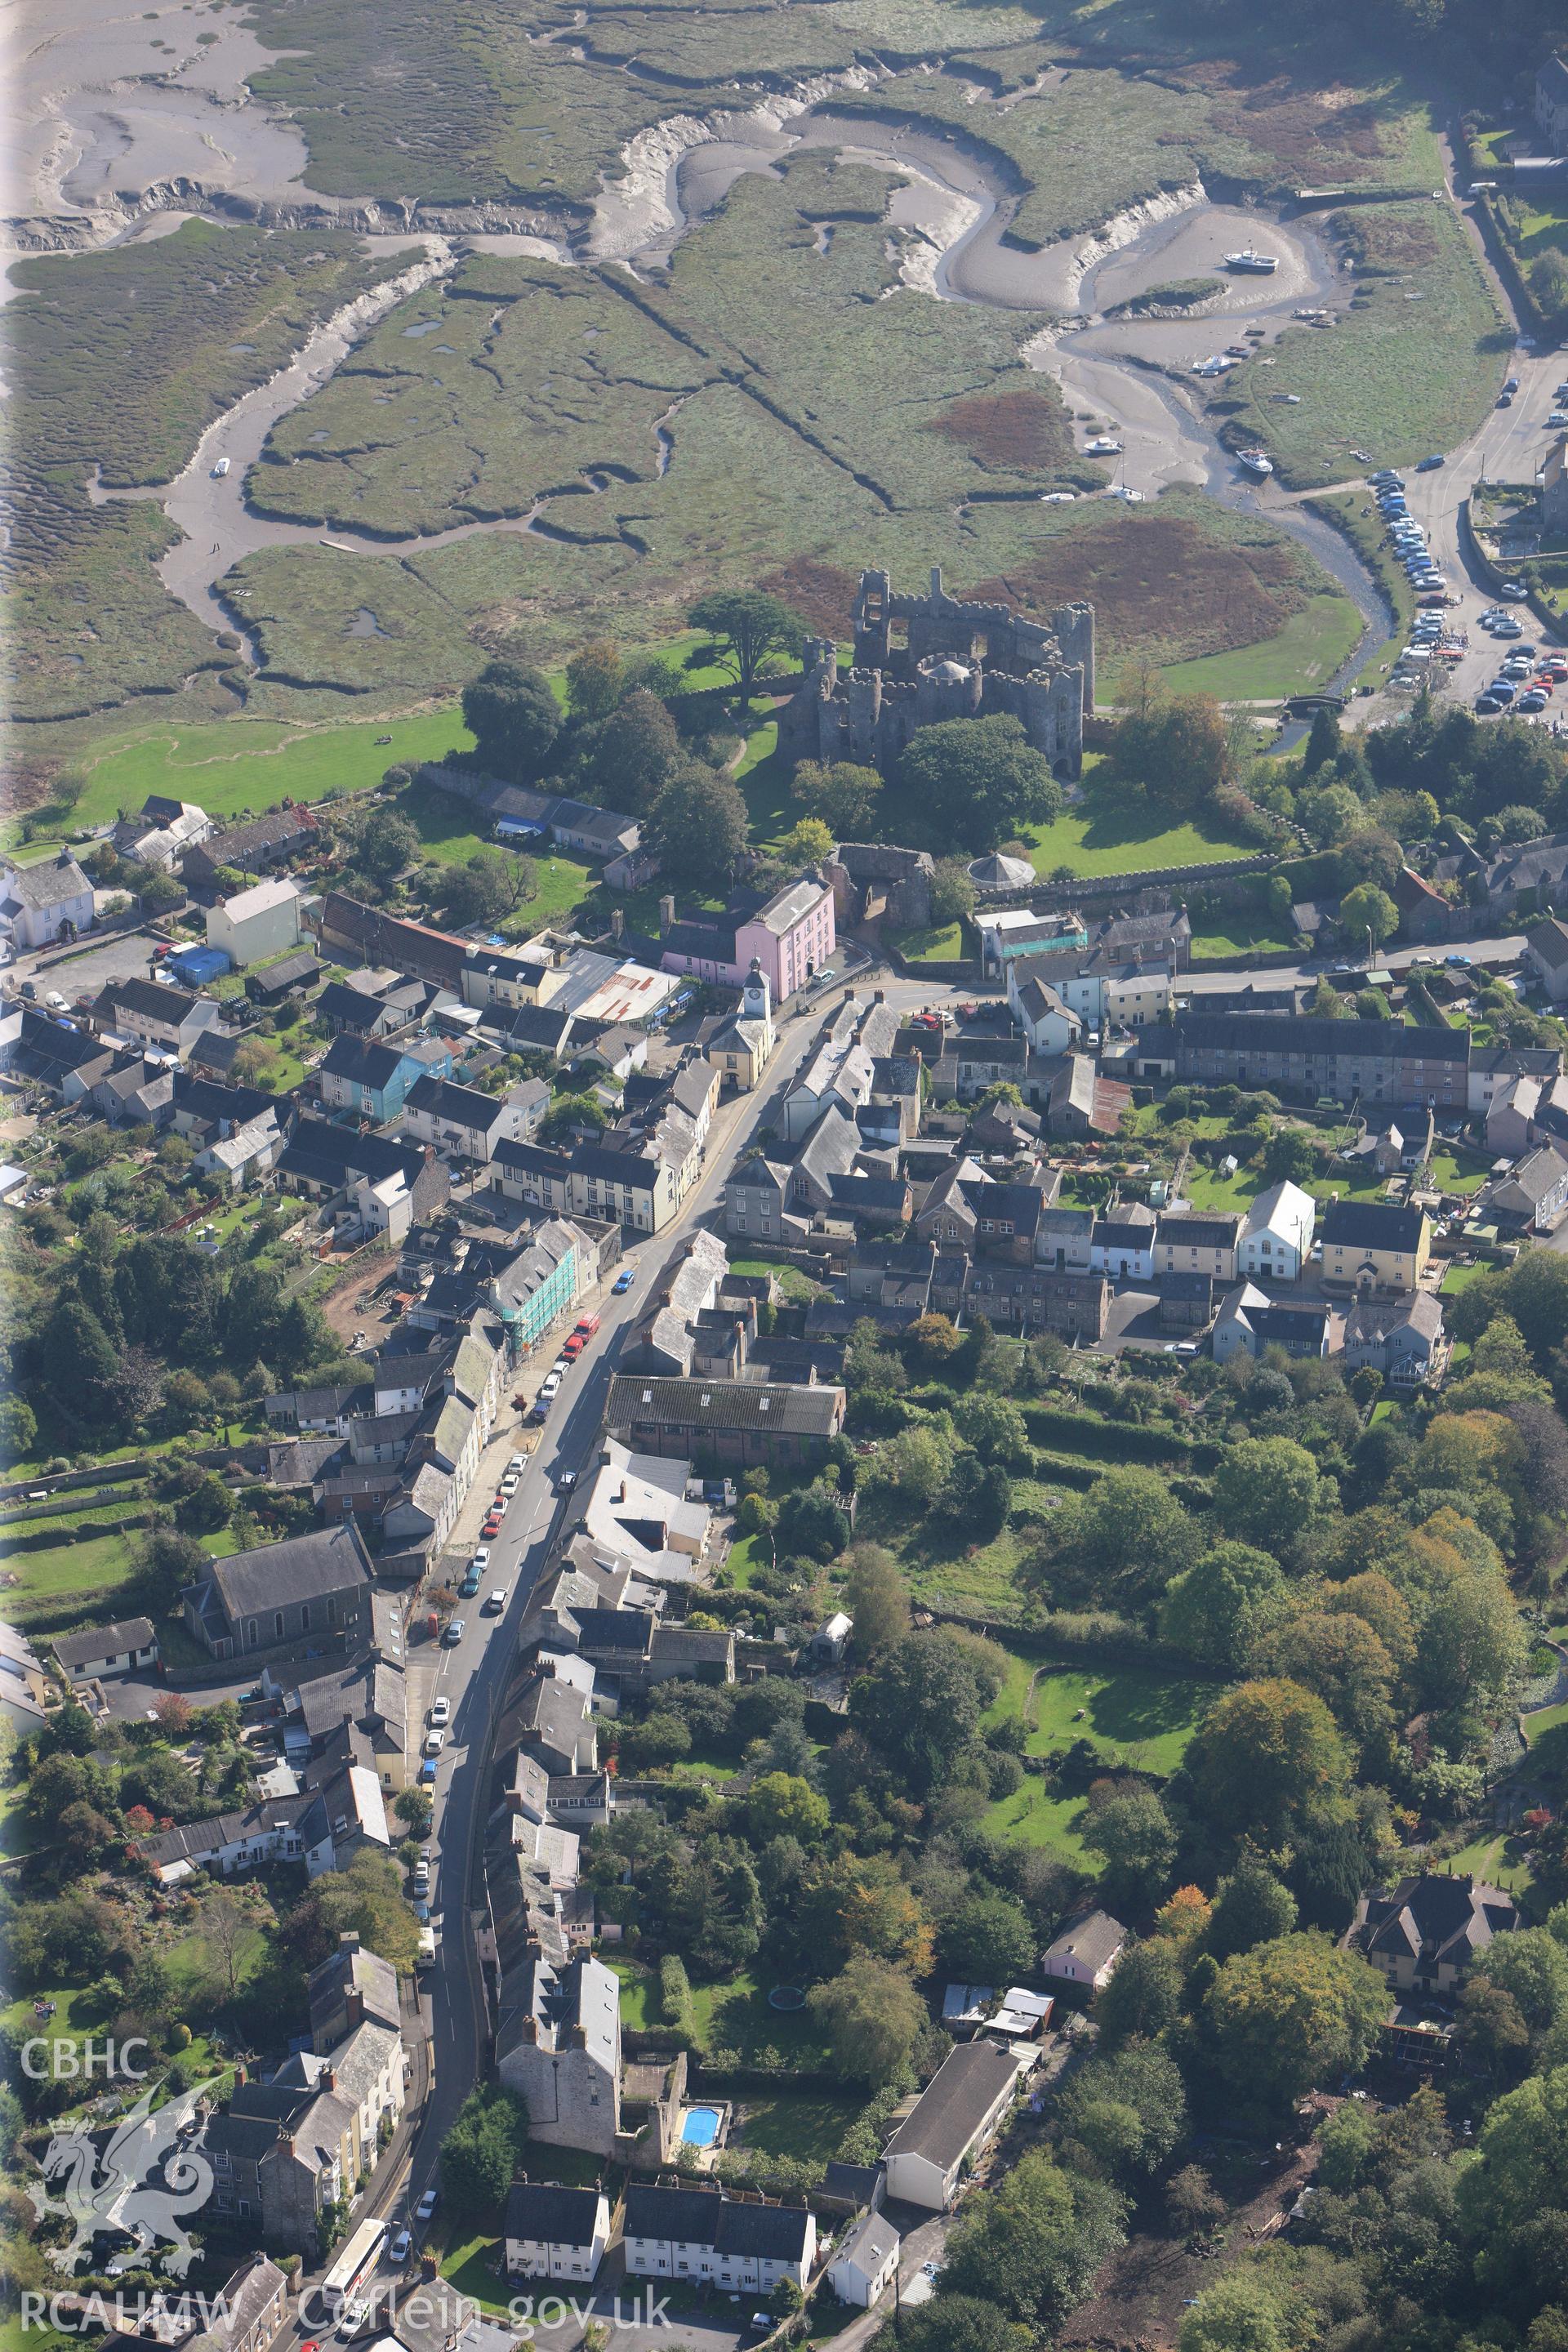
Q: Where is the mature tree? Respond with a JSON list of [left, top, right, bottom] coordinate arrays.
[[808, 1953, 928, 2087], [774, 1484, 849, 1561], [196, 1886, 257, 2005], [1250, 1610, 1396, 1752], [1338, 880, 1398, 947], [1185, 1678, 1349, 1848], [283, 1851, 421, 1971], [437, 845, 537, 927], [394, 1786, 434, 1836], [849, 1630, 996, 1793], [1179, 2273, 1292, 2352], [941, 2149, 1127, 2332], [461, 660, 562, 782], [1205, 1853, 1298, 1961], [1303, 703, 1343, 773], [929, 858, 978, 929], [355, 809, 421, 884], [780, 817, 834, 866], [1471, 1928, 1568, 2037], [565, 639, 625, 719], [1081, 1786, 1178, 1909], [841, 1546, 908, 1660], [939, 1890, 1036, 1985], [953, 1392, 1033, 1471], [886, 2298, 1032, 2352], [440, 2084, 528, 2211], [1457, 2063, 1568, 2311], [648, 764, 751, 892], [1213, 1437, 1320, 1552], [898, 713, 1061, 853], [787, 1851, 931, 1976], [1107, 688, 1232, 816], [1159, 1542, 1287, 1672], [688, 589, 800, 705], [1260, 1127, 1317, 1187], [746, 1772, 830, 1847], [871, 1424, 954, 1512], [620, 1711, 692, 1771], [590, 688, 682, 814], [1057, 2040, 1187, 2179], [1096, 1939, 1186, 2047], [1202, 1931, 1388, 2110], [1036, 1466, 1196, 1607], [791, 759, 882, 838]]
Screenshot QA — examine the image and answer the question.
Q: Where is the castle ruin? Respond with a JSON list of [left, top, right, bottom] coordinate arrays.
[[779, 567, 1094, 781]]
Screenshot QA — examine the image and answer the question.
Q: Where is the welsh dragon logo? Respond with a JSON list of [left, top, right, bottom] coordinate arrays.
[[28, 2079, 216, 2278]]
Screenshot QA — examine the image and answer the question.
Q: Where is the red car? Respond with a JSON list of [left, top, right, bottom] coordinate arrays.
[[574, 1313, 600, 1339], [563, 1335, 586, 1359], [482, 1514, 503, 1539]]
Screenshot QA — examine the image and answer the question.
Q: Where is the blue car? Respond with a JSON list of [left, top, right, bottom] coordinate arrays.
[[1416, 453, 1445, 470], [419, 1757, 439, 1784], [612, 1269, 635, 1294]]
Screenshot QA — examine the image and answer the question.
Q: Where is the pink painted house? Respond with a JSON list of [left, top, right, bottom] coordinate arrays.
[[658, 874, 835, 1002]]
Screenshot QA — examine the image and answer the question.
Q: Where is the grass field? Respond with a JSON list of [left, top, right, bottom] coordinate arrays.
[[689, 1971, 831, 2069], [7, 708, 474, 858], [1019, 780, 1254, 880], [731, 2087, 861, 2166], [885, 921, 965, 963], [1158, 594, 1363, 699], [1226, 201, 1506, 490], [606, 1952, 658, 2029], [1188, 913, 1294, 960], [978, 1646, 1211, 1857]]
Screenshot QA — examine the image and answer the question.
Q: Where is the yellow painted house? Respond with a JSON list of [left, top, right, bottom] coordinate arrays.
[[1320, 1199, 1431, 1295]]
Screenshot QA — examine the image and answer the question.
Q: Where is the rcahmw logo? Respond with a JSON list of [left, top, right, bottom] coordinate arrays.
[[26, 2078, 216, 2279]]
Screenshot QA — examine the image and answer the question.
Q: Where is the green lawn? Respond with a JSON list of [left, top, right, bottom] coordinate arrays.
[[728, 1254, 831, 1303], [726, 1532, 767, 1590], [1020, 778, 1253, 880], [1441, 1259, 1489, 1294], [606, 1952, 658, 2029], [731, 2086, 861, 2166], [1182, 1162, 1264, 1213], [987, 1655, 1211, 1779], [1158, 594, 1363, 700], [982, 1778, 1096, 1859], [689, 1971, 831, 2068], [9, 708, 474, 856], [1447, 1828, 1535, 1904], [885, 921, 965, 963], [1189, 915, 1295, 960], [439, 2238, 513, 2316]]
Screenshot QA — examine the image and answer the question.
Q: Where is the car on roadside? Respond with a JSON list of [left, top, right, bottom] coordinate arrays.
[[540, 1372, 564, 1401], [562, 1334, 586, 1359], [556, 1469, 577, 1494], [1416, 453, 1445, 470], [1505, 376, 1521, 391], [415, 2188, 438, 2224], [424, 1729, 445, 1757], [443, 1618, 466, 1646], [1501, 581, 1530, 599], [482, 1512, 503, 1538], [419, 1757, 439, 1784], [389, 2230, 412, 2267], [430, 1696, 450, 1728], [1520, 691, 1549, 710], [485, 1589, 506, 1613], [500, 1472, 520, 1495], [612, 1270, 635, 1294], [459, 1569, 481, 1597], [412, 1862, 430, 1895], [1499, 391, 1514, 408], [506, 1454, 527, 1474]]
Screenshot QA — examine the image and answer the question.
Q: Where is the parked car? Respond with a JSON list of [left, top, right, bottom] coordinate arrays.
[[415, 2188, 439, 2223], [430, 1696, 450, 1727], [389, 2230, 412, 2267], [562, 1334, 586, 1359], [424, 1729, 445, 1757], [1416, 453, 1445, 470], [506, 1454, 527, 1474], [500, 1472, 520, 1494], [574, 1313, 601, 1338], [443, 1618, 466, 1646], [485, 1589, 506, 1613], [470, 1546, 491, 1570], [612, 1269, 635, 1294], [556, 1469, 577, 1494]]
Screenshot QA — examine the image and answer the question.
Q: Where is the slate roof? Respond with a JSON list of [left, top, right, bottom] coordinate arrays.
[[1356, 1872, 1517, 1969], [1044, 1907, 1127, 1971], [884, 2039, 1022, 2168], [1343, 1291, 1446, 1349], [208, 1522, 372, 1623], [51, 1617, 155, 1670], [505, 2181, 604, 2248], [1174, 1010, 1468, 1065], [1321, 1199, 1428, 1253], [2, 855, 91, 908], [1156, 1211, 1241, 1247], [608, 1374, 844, 1436], [96, 976, 204, 1026]]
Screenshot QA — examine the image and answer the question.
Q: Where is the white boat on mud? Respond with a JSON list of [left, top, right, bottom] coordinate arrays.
[[1236, 448, 1274, 478], [211, 457, 230, 478], [1224, 247, 1278, 273]]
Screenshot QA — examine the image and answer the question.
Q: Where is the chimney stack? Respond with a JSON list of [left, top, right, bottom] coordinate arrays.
[[345, 1987, 365, 2029], [340, 1931, 361, 1953], [321, 2066, 336, 2093], [611, 907, 625, 942], [658, 894, 675, 935]]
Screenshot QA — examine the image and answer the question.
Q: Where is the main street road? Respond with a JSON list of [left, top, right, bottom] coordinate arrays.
[[368, 969, 950, 2255]]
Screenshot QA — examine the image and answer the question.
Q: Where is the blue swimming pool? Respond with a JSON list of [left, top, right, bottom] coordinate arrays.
[[680, 2105, 723, 2148]]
